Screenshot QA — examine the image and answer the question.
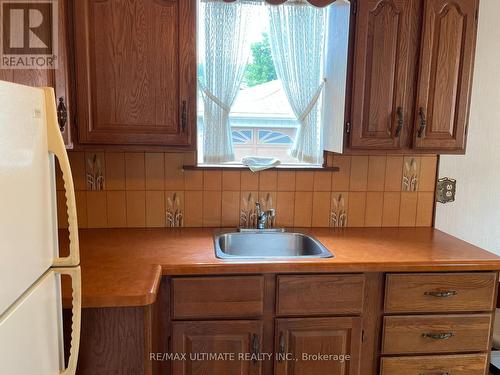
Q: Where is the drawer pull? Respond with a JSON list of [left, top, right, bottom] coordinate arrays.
[[419, 373, 449, 375], [424, 290, 458, 298], [278, 332, 286, 362], [422, 332, 454, 340], [251, 334, 259, 365]]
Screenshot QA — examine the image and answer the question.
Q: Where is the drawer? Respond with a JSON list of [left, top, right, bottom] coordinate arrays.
[[172, 276, 264, 319], [385, 272, 497, 313], [380, 354, 488, 375], [276, 274, 365, 316], [382, 314, 492, 354]]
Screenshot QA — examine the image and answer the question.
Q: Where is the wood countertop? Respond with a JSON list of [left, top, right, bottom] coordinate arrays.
[[59, 227, 500, 308]]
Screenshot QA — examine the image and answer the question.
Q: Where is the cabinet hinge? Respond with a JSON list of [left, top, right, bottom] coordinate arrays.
[[345, 122, 351, 134], [351, 0, 357, 15]]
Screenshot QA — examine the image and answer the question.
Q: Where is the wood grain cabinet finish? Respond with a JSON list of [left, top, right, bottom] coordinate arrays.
[[384, 272, 497, 313], [274, 317, 362, 375], [172, 320, 263, 375], [382, 314, 492, 355], [380, 353, 489, 375], [172, 276, 264, 319], [350, 0, 416, 150], [276, 274, 365, 316], [73, 0, 196, 147], [413, 0, 479, 152]]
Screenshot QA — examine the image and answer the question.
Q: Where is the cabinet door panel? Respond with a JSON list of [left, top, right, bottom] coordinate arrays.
[[172, 320, 263, 375], [350, 0, 415, 149], [275, 317, 361, 375], [74, 0, 195, 146], [413, 0, 478, 151]]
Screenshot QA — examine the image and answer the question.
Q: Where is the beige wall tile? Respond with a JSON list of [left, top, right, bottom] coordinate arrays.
[[367, 156, 386, 191], [221, 191, 240, 227], [105, 152, 125, 190], [331, 155, 351, 191], [165, 191, 184, 227], [416, 192, 435, 227], [86, 191, 107, 228], [183, 151, 197, 166], [313, 171, 332, 191], [419, 156, 438, 192], [312, 192, 331, 227], [184, 170, 203, 190], [145, 153, 164, 190], [146, 191, 166, 227], [259, 191, 277, 211], [276, 192, 295, 227], [56, 191, 68, 229], [126, 191, 146, 227], [222, 171, 241, 191], [203, 191, 222, 227], [365, 192, 383, 227], [259, 170, 278, 191], [384, 156, 403, 191], [68, 151, 86, 190], [350, 156, 369, 191], [277, 171, 296, 191], [85, 151, 105, 190], [204, 171, 222, 191], [125, 153, 145, 190], [240, 171, 259, 190], [184, 191, 203, 227], [348, 192, 366, 227], [106, 191, 126, 228], [382, 192, 401, 227], [293, 192, 313, 227], [295, 171, 314, 191], [165, 153, 185, 190], [399, 192, 418, 227], [331, 192, 349, 227], [75, 191, 88, 229], [402, 156, 421, 192]]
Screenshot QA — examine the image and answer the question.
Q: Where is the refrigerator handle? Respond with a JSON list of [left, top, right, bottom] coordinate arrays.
[[43, 88, 80, 267], [56, 266, 81, 375]]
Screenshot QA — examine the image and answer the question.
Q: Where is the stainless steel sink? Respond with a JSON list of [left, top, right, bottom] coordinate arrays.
[[214, 231, 333, 259]]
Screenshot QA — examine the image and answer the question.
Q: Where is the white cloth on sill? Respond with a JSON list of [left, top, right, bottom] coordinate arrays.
[[242, 157, 281, 172]]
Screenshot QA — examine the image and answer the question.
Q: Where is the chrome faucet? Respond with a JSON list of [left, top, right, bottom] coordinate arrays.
[[255, 202, 275, 229]]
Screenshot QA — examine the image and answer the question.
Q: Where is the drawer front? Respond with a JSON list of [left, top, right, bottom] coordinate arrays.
[[380, 354, 488, 375], [277, 274, 365, 316], [382, 314, 492, 354], [385, 272, 497, 313], [172, 276, 264, 319]]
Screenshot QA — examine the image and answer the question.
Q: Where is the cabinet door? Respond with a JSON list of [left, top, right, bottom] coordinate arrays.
[[73, 0, 196, 147], [275, 317, 362, 375], [413, 0, 478, 151], [172, 321, 263, 375], [350, 0, 416, 149], [0, 0, 73, 147]]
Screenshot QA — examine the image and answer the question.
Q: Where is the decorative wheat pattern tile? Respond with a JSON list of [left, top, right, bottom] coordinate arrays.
[[166, 192, 183, 227], [330, 192, 348, 228], [86, 152, 105, 191], [402, 157, 419, 192], [240, 192, 258, 228]]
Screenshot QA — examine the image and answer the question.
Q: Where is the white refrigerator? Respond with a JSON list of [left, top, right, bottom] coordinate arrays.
[[0, 80, 81, 374]]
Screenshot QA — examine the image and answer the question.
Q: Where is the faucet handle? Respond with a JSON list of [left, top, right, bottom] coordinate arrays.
[[268, 208, 276, 218], [255, 202, 262, 215]]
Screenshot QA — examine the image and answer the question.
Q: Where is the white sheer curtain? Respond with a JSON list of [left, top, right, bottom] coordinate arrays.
[[268, 2, 327, 164], [198, 1, 253, 163]]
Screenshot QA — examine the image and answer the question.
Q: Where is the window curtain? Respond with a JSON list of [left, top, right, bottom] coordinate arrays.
[[268, 3, 327, 164], [198, 1, 253, 164]]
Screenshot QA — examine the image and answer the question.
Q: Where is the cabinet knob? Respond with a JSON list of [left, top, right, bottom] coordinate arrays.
[[57, 97, 68, 132], [278, 331, 286, 362], [251, 333, 260, 365], [417, 107, 427, 138], [395, 106, 404, 137]]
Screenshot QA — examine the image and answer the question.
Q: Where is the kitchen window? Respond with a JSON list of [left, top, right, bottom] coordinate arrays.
[[197, 0, 350, 167]]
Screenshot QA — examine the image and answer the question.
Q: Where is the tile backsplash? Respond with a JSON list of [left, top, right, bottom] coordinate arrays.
[[56, 151, 437, 229]]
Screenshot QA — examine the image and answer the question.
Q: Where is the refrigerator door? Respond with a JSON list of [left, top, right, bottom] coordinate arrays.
[[0, 270, 64, 374]]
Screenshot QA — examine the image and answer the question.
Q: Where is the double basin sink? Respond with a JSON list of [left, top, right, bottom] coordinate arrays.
[[214, 230, 333, 260]]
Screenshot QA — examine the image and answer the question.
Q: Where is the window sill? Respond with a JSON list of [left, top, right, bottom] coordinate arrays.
[[183, 164, 339, 172]]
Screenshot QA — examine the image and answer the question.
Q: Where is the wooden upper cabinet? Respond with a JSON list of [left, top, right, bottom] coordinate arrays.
[[274, 317, 362, 375], [413, 0, 478, 151], [350, 0, 416, 150], [73, 0, 196, 147]]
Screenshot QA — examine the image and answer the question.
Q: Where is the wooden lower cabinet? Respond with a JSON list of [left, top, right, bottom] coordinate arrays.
[[274, 317, 362, 375], [171, 320, 263, 375]]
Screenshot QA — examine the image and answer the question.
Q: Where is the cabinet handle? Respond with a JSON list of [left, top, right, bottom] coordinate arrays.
[[278, 332, 285, 362], [251, 334, 259, 365], [417, 107, 427, 138], [424, 290, 458, 298], [422, 332, 454, 340], [181, 100, 187, 133], [57, 97, 68, 132], [419, 373, 450, 375], [395, 106, 404, 137]]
